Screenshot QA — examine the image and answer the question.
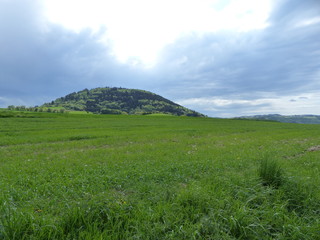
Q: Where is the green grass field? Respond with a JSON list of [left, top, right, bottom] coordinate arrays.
[[0, 112, 319, 239]]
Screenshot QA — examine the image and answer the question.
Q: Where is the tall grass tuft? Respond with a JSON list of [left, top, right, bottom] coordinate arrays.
[[258, 158, 284, 188]]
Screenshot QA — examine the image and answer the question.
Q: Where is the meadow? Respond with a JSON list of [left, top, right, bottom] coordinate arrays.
[[0, 111, 319, 239]]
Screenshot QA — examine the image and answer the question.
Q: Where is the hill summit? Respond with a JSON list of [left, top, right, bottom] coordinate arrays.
[[43, 87, 204, 116]]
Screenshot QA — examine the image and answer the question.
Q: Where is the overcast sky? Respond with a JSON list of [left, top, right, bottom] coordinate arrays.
[[0, 0, 319, 117]]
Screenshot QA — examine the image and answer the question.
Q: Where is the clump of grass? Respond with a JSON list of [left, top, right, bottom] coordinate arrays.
[[258, 158, 284, 188]]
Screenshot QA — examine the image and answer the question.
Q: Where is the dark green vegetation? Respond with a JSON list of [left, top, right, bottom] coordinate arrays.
[[258, 158, 284, 188], [42, 87, 204, 116], [0, 112, 319, 239], [236, 114, 320, 124]]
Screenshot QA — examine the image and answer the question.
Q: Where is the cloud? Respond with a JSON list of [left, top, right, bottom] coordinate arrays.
[[149, 0, 320, 116], [269, 0, 320, 27], [43, 0, 273, 65], [177, 93, 320, 117], [0, 0, 147, 106]]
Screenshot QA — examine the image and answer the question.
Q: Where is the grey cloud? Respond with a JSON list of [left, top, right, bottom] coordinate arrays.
[[0, 0, 147, 107], [269, 0, 320, 27], [152, 0, 320, 107]]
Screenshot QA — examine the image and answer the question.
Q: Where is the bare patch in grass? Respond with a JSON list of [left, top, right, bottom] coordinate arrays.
[[284, 144, 320, 159], [307, 145, 320, 152]]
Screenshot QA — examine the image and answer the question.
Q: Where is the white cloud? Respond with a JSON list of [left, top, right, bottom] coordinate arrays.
[[43, 0, 273, 67], [296, 17, 320, 27], [177, 93, 320, 117]]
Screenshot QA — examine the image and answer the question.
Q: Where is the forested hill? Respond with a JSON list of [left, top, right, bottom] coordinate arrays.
[[42, 87, 204, 116]]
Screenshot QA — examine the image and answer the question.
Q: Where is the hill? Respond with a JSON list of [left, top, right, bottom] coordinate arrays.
[[42, 87, 204, 116], [235, 114, 320, 124]]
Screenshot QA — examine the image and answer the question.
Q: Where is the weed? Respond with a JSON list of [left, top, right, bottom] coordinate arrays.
[[258, 158, 284, 188]]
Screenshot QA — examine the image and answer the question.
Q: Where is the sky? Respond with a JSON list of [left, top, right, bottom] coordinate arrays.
[[0, 0, 319, 117]]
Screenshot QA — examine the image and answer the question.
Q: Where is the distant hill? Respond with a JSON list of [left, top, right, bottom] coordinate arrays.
[[42, 87, 204, 117], [234, 114, 320, 124]]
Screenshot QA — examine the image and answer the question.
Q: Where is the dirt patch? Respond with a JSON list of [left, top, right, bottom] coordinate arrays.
[[284, 145, 320, 159], [307, 145, 320, 152]]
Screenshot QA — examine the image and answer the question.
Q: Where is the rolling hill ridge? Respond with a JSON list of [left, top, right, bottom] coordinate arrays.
[[235, 114, 320, 124], [42, 87, 204, 116]]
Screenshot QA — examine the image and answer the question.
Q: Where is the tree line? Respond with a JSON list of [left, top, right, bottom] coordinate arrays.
[[7, 105, 66, 113]]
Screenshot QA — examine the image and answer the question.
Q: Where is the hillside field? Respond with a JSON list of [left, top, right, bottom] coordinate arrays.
[[0, 112, 319, 239]]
